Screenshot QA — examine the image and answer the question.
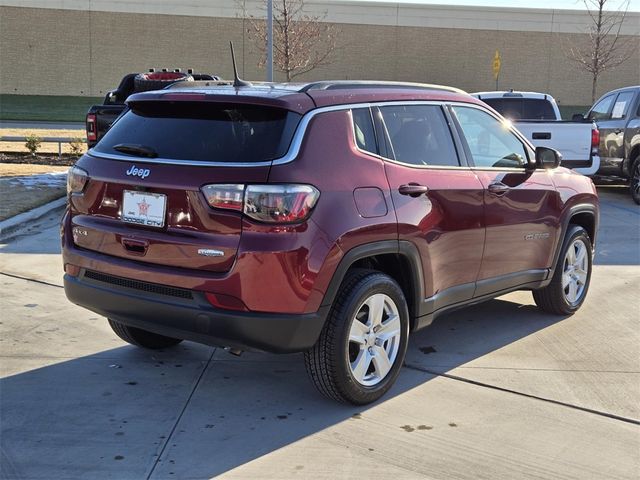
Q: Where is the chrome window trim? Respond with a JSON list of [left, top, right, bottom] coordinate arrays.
[[86, 150, 274, 168], [87, 99, 501, 168]]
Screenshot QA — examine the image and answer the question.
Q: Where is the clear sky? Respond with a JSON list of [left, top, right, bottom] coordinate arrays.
[[347, 0, 640, 12]]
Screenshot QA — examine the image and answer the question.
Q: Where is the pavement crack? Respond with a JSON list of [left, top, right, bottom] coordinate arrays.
[[145, 348, 215, 480], [0, 271, 63, 289], [415, 365, 640, 374], [403, 362, 640, 426]]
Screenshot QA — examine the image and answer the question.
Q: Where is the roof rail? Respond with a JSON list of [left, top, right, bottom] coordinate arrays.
[[299, 80, 466, 94]]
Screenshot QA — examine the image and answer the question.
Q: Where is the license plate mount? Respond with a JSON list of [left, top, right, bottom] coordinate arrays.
[[121, 190, 167, 228]]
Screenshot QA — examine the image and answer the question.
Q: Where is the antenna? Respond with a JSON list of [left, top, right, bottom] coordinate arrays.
[[229, 41, 251, 88]]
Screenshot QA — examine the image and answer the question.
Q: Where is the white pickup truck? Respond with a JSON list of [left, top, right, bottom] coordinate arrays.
[[472, 91, 600, 176]]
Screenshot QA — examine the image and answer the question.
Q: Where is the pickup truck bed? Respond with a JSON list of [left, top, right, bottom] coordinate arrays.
[[511, 120, 600, 175], [86, 70, 219, 147]]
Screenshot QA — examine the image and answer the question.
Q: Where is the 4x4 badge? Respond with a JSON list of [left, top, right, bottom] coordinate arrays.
[[126, 165, 150, 179]]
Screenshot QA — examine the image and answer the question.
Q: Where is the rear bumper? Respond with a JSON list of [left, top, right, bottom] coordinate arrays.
[[566, 155, 600, 177], [64, 271, 328, 353]]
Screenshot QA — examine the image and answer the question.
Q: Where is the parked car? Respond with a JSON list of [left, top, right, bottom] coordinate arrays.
[[85, 69, 220, 147], [575, 85, 640, 204], [63, 81, 599, 405], [472, 90, 600, 176]]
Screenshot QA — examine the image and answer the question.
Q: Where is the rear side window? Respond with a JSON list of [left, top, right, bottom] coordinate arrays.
[[94, 102, 301, 163], [379, 105, 460, 167], [482, 98, 557, 120], [611, 91, 635, 119]]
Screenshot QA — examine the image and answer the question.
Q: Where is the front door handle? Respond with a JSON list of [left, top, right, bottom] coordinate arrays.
[[488, 182, 510, 196], [614, 129, 623, 134], [399, 184, 429, 197]]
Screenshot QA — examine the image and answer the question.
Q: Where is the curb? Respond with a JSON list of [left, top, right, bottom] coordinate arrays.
[[0, 196, 67, 242]]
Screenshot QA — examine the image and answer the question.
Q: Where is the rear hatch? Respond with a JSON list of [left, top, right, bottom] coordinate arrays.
[[70, 95, 303, 273]]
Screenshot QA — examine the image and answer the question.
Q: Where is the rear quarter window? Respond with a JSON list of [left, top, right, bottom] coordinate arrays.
[[93, 102, 301, 163]]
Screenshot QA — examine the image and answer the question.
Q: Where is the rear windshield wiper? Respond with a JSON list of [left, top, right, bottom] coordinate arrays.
[[113, 143, 158, 158]]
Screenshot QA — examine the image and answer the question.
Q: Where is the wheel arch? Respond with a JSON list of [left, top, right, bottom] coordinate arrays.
[[320, 241, 424, 331], [548, 204, 599, 281]]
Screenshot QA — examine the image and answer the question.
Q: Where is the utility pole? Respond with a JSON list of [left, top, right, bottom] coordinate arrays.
[[267, 0, 273, 82]]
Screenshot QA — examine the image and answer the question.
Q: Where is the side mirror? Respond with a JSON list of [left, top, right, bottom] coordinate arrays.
[[572, 113, 585, 121], [535, 146, 562, 169]]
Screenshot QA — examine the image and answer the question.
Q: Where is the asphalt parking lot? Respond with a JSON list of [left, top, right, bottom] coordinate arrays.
[[1, 186, 638, 480]]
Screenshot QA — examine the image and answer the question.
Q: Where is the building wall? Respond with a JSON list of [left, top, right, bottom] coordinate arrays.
[[1, 1, 638, 105]]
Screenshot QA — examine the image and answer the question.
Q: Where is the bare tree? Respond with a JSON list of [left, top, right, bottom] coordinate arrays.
[[566, 0, 634, 102], [241, 0, 339, 81]]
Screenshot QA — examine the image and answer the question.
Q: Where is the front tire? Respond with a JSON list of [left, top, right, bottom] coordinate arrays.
[[108, 319, 183, 349], [304, 270, 409, 405], [533, 225, 593, 315]]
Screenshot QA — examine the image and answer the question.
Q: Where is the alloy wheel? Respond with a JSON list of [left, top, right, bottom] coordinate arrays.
[[347, 293, 402, 387], [562, 238, 589, 305]]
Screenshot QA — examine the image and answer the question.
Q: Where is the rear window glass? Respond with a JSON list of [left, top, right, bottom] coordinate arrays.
[[94, 102, 301, 163], [482, 98, 557, 120]]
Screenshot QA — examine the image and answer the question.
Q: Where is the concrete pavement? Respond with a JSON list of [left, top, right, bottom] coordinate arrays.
[[0, 187, 638, 479]]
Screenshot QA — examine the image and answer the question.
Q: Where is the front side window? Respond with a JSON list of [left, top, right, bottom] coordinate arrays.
[[588, 94, 614, 121], [379, 105, 459, 167], [452, 106, 528, 168]]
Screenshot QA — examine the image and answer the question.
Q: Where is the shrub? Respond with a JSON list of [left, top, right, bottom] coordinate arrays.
[[69, 138, 85, 157], [25, 134, 41, 156]]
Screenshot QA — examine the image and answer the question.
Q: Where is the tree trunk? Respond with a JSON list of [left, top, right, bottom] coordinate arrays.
[[591, 73, 598, 103]]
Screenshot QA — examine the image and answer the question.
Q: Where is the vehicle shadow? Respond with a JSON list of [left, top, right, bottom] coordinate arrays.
[[0, 296, 566, 479]]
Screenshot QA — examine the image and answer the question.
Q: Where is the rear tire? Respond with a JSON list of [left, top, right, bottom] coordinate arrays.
[[304, 270, 409, 405], [108, 319, 183, 349], [533, 225, 592, 315], [630, 157, 640, 205]]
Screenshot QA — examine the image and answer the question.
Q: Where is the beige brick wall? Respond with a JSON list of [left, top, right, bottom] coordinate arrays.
[[1, 6, 638, 105]]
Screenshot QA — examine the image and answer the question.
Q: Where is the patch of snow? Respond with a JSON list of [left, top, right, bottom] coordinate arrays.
[[8, 172, 67, 189]]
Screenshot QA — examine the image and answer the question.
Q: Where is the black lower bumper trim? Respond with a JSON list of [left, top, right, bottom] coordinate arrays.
[[64, 273, 328, 353]]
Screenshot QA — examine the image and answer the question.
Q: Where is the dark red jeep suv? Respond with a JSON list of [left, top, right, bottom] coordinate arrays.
[[62, 81, 598, 404]]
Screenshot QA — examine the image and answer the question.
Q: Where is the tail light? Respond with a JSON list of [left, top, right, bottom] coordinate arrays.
[[67, 166, 89, 194], [201, 184, 320, 224], [201, 184, 244, 211], [244, 185, 319, 223], [86, 113, 97, 143], [591, 128, 600, 154]]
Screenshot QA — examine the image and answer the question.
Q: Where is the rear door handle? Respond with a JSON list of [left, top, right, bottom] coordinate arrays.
[[398, 184, 429, 197], [488, 182, 510, 196]]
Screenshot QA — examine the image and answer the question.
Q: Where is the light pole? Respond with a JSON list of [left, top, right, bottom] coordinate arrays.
[[267, 0, 273, 82]]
